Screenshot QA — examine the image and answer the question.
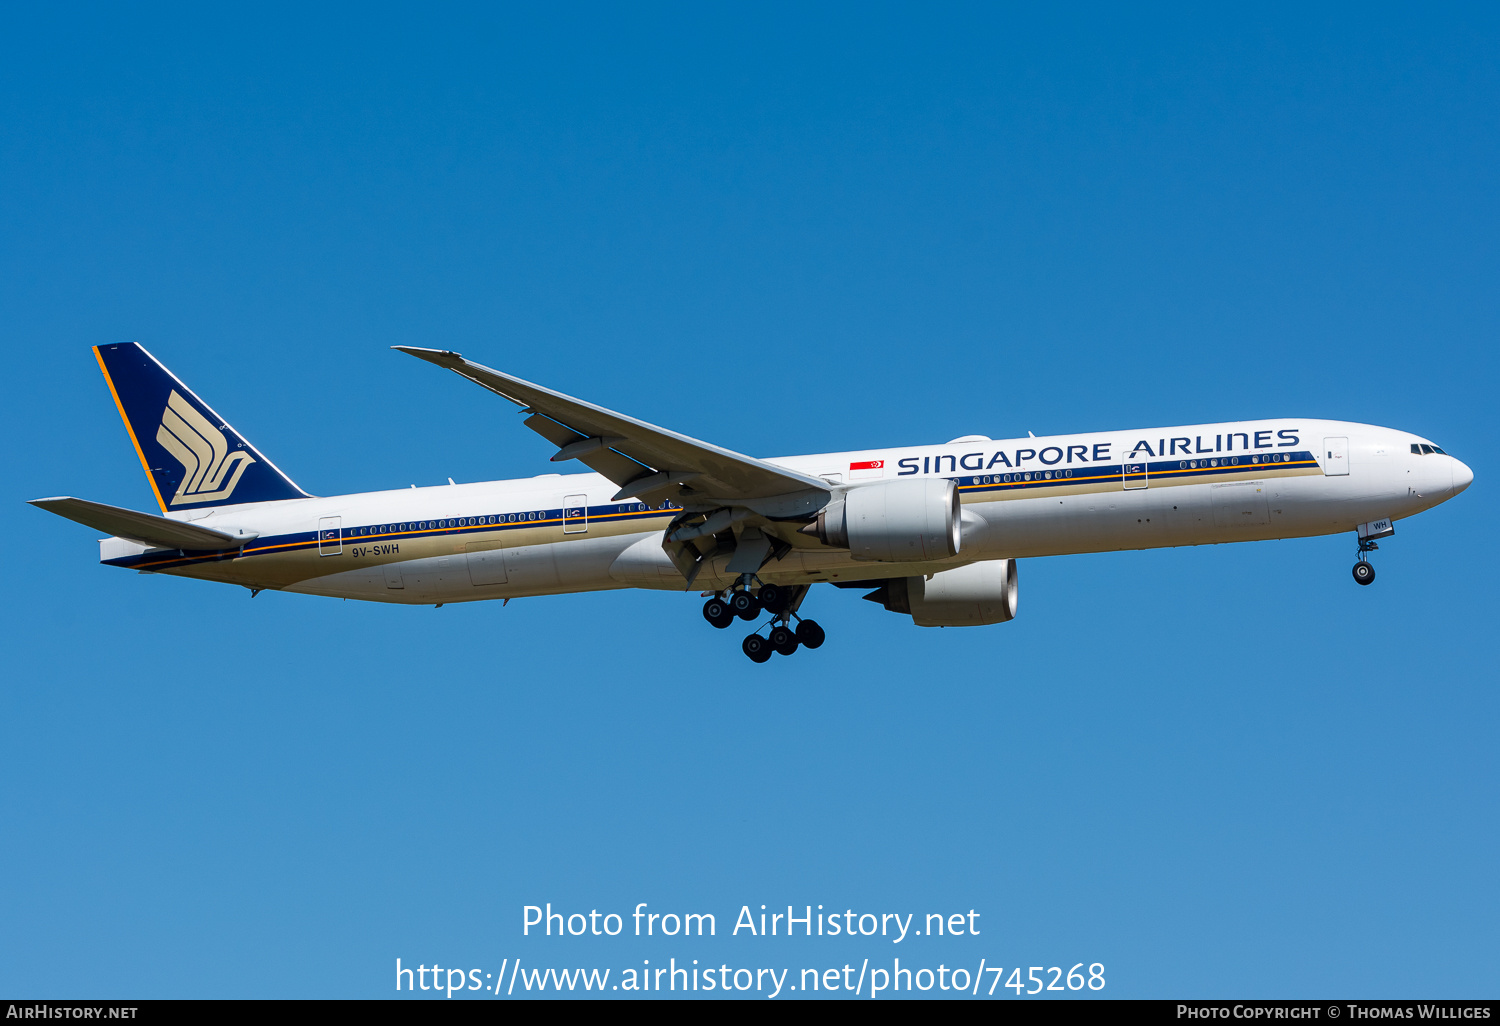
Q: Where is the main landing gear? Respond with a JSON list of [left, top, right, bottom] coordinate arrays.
[[702, 578, 825, 662]]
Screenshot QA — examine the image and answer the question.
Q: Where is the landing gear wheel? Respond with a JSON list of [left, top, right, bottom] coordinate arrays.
[[1352, 561, 1375, 586], [730, 591, 761, 620], [742, 633, 772, 663], [795, 619, 826, 649], [758, 583, 788, 614], [702, 597, 733, 629], [769, 624, 799, 655]]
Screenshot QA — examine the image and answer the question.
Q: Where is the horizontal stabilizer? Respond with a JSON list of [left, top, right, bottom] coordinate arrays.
[[28, 496, 255, 550]]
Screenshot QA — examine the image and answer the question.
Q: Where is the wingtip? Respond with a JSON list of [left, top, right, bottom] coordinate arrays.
[[393, 346, 463, 361]]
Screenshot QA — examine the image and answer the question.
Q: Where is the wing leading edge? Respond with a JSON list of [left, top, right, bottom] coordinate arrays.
[[394, 347, 829, 517]]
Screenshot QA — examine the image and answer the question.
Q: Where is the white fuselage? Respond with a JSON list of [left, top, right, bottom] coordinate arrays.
[[99, 418, 1471, 605]]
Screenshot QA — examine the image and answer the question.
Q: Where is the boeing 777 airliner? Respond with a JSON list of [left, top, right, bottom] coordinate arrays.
[[31, 344, 1473, 661]]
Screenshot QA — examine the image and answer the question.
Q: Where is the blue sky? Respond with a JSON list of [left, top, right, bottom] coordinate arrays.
[[2, 3, 1495, 999]]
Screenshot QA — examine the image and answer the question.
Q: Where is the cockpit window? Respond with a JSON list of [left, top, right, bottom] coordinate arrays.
[[1412, 444, 1422, 454], [1432, 446, 1447, 455], [1420, 444, 1435, 454]]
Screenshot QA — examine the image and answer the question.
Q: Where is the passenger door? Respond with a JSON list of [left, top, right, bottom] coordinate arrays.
[[1322, 436, 1349, 476], [563, 494, 588, 534], [317, 516, 342, 555]]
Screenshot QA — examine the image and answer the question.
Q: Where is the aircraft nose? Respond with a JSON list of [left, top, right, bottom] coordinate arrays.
[[1452, 458, 1474, 496]]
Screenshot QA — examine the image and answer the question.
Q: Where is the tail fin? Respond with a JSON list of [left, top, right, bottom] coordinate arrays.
[[94, 342, 311, 512]]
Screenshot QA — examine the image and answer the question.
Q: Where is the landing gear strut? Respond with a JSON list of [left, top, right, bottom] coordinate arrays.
[[1351, 520, 1395, 587], [1353, 538, 1379, 586]]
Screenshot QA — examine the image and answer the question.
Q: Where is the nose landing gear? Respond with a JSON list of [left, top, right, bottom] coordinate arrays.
[[1351, 519, 1394, 586], [1352, 536, 1383, 586]]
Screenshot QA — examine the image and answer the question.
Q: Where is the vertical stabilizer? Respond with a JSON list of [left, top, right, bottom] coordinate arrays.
[[94, 342, 311, 512]]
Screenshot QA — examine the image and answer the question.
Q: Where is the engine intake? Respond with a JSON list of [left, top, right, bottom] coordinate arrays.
[[803, 478, 961, 562], [865, 559, 1019, 627]]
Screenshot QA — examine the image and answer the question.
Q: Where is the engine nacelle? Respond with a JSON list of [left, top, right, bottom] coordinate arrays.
[[869, 559, 1019, 627], [804, 478, 961, 562]]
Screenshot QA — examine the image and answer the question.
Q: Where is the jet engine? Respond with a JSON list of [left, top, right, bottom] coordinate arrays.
[[802, 478, 961, 562], [864, 559, 1019, 627]]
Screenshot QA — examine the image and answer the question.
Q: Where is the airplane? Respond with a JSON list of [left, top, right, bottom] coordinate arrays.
[[30, 343, 1473, 662]]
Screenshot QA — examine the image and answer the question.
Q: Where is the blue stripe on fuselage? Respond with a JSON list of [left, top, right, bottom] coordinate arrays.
[[105, 452, 1321, 573], [104, 502, 678, 572], [954, 451, 1319, 495]]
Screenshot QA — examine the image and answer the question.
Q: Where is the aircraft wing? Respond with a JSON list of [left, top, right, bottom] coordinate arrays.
[[395, 348, 830, 516], [29, 496, 255, 550]]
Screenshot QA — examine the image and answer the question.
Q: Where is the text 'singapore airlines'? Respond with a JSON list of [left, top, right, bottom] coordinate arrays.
[[31, 343, 1472, 662]]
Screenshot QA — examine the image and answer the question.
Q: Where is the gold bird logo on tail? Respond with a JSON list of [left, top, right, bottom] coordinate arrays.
[[156, 390, 256, 505]]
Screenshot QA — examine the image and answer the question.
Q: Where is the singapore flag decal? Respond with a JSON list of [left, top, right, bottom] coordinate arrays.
[[849, 459, 885, 480]]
